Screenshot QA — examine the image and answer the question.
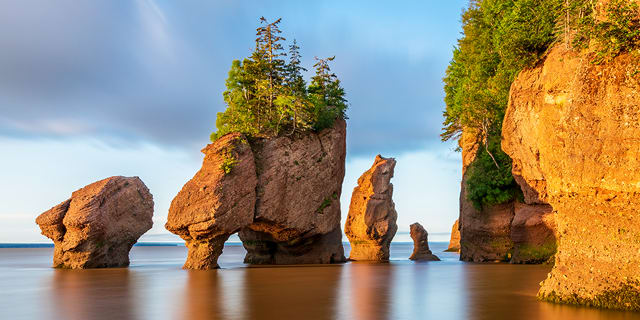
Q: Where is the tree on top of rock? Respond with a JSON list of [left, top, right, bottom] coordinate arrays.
[[211, 18, 348, 141]]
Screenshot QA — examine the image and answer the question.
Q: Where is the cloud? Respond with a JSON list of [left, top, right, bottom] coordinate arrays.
[[0, 0, 466, 156]]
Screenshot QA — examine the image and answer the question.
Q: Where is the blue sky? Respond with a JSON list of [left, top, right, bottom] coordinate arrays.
[[0, 0, 467, 242]]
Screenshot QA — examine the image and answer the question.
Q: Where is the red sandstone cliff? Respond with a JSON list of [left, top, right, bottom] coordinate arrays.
[[503, 44, 640, 310]]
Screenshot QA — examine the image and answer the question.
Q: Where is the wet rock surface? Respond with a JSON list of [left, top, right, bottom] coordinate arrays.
[[36, 176, 154, 269]]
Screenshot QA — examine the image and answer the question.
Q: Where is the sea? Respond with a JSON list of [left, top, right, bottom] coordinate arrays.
[[1, 240, 639, 320]]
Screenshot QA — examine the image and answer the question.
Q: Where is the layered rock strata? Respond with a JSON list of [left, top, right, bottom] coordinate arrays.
[[409, 223, 440, 261], [503, 44, 640, 310], [166, 120, 347, 269], [36, 176, 154, 269], [445, 219, 460, 252], [345, 155, 398, 261]]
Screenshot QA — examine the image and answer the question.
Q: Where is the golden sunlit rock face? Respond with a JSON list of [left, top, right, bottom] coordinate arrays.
[[166, 120, 347, 268], [345, 155, 398, 261], [503, 44, 640, 310], [36, 176, 154, 269], [165, 133, 257, 269], [445, 219, 460, 252]]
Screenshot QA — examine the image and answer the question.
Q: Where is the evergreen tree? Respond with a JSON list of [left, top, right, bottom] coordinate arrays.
[[308, 56, 347, 130], [211, 18, 348, 141]]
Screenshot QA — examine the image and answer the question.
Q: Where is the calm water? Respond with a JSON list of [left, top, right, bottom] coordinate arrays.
[[1, 242, 638, 320]]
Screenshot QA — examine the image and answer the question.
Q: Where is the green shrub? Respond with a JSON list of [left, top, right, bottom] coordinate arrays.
[[465, 137, 521, 210]]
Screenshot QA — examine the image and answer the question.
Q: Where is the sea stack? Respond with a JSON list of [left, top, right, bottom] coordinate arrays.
[[409, 223, 440, 261], [445, 219, 460, 252], [165, 133, 257, 269], [503, 43, 640, 310], [35, 176, 154, 269], [166, 120, 347, 268], [345, 155, 398, 261]]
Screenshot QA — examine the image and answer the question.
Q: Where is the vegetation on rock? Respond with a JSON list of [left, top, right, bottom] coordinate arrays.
[[211, 17, 347, 142], [443, 0, 640, 209]]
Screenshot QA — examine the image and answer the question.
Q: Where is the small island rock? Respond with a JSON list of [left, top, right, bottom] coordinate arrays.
[[409, 223, 440, 261], [36, 176, 153, 269], [345, 155, 398, 261]]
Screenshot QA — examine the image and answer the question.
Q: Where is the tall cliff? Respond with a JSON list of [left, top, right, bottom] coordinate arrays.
[[503, 45, 640, 310]]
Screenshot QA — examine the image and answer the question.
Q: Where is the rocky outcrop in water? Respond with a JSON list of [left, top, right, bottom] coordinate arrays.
[[239, 119, 347, 265], [167, 120, 347, 268], [458, 131, 557, 263], [345, 155, 398, 261], [503, 44, 640, 310], [409, 223, 439, 261], [458, 131, 515, 262], [165, 133, 257, 269], [445, 219, 460, 252], [36, 176, 154, 269]]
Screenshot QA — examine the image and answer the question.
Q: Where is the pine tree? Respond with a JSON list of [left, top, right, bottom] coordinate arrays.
[[308, 56, 347, 130], [211, 18, 348, 141]]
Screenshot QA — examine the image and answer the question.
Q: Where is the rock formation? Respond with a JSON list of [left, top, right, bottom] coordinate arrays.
[[503, 44, 640, 310], [239, 119, 347, 265], [445, 219, 460, 252], [409, 223, 440, 261], [457, 130, 557, 263], [35, 176, 153, 269], [165, 133, 257, 269], [510, 203, 556, 264], [166, 120, 347, 268], [458, 131, 516, 262], [345, 155, 398, 261]]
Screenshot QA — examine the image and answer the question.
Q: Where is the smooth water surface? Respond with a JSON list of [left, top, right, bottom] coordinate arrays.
[[1, 242, 638, 320]]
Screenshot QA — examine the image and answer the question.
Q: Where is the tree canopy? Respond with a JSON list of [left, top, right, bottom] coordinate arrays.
[[211, 18, 348, 141], [443, 0, 640, 209]]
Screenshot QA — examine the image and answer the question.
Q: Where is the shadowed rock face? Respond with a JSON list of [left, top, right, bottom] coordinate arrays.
[[457, 130, 556, 263], [345, 155, 398, 261], [36, 176, 153, 269], [166, 120, 347, 268], [445, 219, 460, 252], [240, 119, 347, 265], [503, 44, 640, 310], [409, 223, 440, 261], [165, 133, 257, 269]]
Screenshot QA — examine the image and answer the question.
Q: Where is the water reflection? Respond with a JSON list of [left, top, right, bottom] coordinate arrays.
[[4, 245, 640, 320], [242, 266, 341, 320], [341, 263, 392, 320], [50, 268, 136, 320]]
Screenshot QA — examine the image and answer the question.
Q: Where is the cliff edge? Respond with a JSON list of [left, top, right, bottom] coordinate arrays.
[[503, 44, 640, 310]]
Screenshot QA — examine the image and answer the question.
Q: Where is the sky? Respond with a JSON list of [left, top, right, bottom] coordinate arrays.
[[0, 0, 467, 243]]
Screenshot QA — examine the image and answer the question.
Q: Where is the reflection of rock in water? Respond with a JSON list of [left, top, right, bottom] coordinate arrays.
[[178, 271, 228, 320], [50, 269, 134, 320], [243, 266, 341, 319], [345, 263, 392, 320], [463, 265, 551, 319]]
